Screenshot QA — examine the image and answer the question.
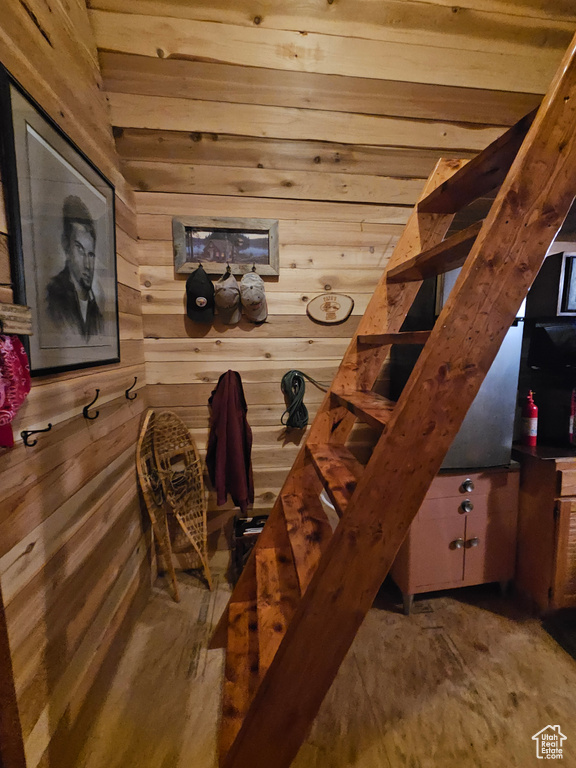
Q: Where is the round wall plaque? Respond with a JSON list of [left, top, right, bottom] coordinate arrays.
[[306, 293, 354, 324]]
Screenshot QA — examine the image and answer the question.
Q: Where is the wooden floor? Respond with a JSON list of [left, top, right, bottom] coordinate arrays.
[[76, 552, 576, 768]]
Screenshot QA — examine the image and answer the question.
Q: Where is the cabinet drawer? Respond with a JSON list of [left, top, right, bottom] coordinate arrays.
[[558, 468, 576, 497], [426, 469, 518, 500]]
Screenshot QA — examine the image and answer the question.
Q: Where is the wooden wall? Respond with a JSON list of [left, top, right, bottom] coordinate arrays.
[[0, 4, 149, 767], [88, 0, 575, 545], [138, 194, 391, 539]]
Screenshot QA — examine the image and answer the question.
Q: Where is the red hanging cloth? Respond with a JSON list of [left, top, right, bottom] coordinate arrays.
[[0, 335, 31, 448]]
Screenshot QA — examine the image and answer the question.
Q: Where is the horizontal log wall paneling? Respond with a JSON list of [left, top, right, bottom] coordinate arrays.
[[114, 128, 476, 181], [103, 0, 564, 550], [89, 9, 564, 92], [0, 5, 149, 768], [109, 94, 504, 152], [101, 53, 540, 126], [88, 0, 576, 56], [137, 190, 389, 545]]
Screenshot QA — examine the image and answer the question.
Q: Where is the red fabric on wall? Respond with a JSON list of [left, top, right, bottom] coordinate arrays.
[[0, 335, 31, 447], [206, 370, 254, 514]]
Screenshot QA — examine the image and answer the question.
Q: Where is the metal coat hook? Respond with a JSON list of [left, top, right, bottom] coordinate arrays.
[[21, 423, 53, 447], [125, 377, 138, 401], [83, 389, 100, 420], [251, 262, 257, 272], [225, 263, 231, 275]]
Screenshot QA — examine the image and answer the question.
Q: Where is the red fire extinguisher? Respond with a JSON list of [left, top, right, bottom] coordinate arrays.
[[522, 391, 538, 447]]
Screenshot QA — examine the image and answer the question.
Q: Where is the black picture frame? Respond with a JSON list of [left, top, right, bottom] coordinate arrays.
[[0, 67, 119, 376]]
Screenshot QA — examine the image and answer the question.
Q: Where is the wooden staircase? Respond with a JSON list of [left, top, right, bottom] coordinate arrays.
[[212, 35, 576, 768]]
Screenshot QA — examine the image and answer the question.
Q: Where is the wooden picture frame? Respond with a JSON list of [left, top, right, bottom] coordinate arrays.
[[0, 68, 119, 376], [172, 216, 279, 276]]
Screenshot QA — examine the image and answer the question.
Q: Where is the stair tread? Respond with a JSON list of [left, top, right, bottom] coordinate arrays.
[[307, 443, 364, 516], [358, 330, 431, 345], [219, 600, 259, 763], [387, 220, 482, 283], [281, 483, 333, 594], [333, 390, 395, 431], [418, 106, 538, 213], [255, 544, 301, 677]]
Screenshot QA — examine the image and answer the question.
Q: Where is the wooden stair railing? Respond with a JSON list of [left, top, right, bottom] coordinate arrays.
[[213, 32, 576, 768]]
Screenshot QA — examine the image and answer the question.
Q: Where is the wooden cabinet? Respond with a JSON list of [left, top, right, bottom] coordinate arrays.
[[514, 446, 576, 612], [391, 466, 519, 613]]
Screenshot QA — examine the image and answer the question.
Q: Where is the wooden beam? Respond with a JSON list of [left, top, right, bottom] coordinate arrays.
[[307, 445, 364, 518], [114, 128, 465, 180], [101, 52, 539, 127], [89, 0, 576, 52], [141, 265, 388, 294], [137, 214, 405, 244], [219, 601, 259, 764], [109, 93, 503, 151], [122, 160, 424, 204], [144, 337, 349, 363], [418, 108, 538, 213], [332, 391, 395, 432], [255, 543, 300, 677], [134, 191, 412, 225], [280, 466, 333, 594], [142, 314, 360, 340], [387, 221, 483, 283], [89, 9, 563, 92]]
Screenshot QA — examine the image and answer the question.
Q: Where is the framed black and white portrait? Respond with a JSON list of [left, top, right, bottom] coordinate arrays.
[[0, 69, 119, 376]]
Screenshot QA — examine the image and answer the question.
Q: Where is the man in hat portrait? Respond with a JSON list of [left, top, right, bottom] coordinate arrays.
[[46, 195, 104, 342]]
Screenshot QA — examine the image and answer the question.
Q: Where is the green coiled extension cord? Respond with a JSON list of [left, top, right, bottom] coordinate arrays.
[[280, 369, 328, 429]]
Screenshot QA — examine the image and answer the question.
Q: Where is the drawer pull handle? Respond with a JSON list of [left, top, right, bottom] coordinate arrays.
[[460, 499, 474, 514], [466, 537, 480, 548], [460, 479, 475, 493], [450, 538, 465, 550]]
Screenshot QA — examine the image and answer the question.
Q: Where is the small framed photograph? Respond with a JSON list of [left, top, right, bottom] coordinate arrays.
[[0, 69, 119, 376], [172, 216, 279, 276]]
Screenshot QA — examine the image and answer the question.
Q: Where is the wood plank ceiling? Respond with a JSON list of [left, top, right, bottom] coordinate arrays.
[[88, 0, 576, 207]]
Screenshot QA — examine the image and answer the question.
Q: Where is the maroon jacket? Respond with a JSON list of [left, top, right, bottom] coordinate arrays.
[[206, 370, 254, 514]]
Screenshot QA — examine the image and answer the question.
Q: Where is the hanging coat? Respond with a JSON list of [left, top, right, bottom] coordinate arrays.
[[206, 370, 254, 514]]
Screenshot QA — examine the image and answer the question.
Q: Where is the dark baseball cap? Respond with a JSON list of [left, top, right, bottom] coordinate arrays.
[[186, 265, 215, 323]]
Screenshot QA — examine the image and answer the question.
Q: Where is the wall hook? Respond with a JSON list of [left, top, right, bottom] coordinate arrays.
[[251, 262, 257, 272], [125, 377, 138, 401], [83, 389, 100, 420], [21, 423, 53, 447], [225, 263, 231, 275]]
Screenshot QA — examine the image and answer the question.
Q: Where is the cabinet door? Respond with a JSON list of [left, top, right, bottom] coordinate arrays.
[[463, 489, 518, 586], [406, 515, 465, 591], [552, 498, 576, 608]]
